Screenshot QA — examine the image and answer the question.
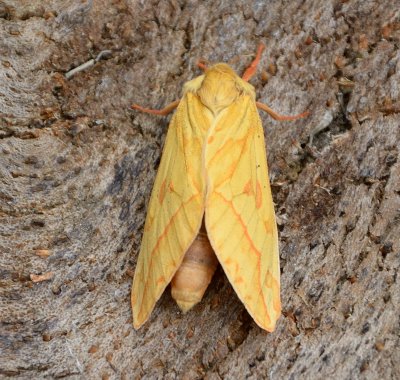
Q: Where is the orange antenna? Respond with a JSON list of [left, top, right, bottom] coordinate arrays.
[[242, 43, 266, 82]]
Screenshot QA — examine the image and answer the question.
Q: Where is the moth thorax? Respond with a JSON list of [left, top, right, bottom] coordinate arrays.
[[171, 230, 218, 312], [197, 69, 240, 115]]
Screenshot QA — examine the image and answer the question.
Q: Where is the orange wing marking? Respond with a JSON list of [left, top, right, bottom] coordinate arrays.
[[158, 180, 167, 203], [224, 258, 232, 265], [156, 276, 166, 284], [263, 220, 273, 234], [243, 180, 253, 195], [264, 271, 281, 313], [235, 276, 244, 284]]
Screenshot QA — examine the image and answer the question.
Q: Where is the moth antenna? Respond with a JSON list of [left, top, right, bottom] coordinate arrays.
[[197, 58, 209, 71], [242, 43, 266, 82]]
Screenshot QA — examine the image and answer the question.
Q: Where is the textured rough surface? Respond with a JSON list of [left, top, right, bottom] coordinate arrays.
[[1, 0, 399, 379]]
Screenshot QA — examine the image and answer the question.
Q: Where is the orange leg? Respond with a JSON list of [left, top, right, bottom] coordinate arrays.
[[256, 102, 310, 121], [242, 43, 266, 82], [131, 100, 180, 116]]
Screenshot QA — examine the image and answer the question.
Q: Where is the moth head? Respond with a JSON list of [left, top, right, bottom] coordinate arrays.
[[197, 63, 244, 114], [182, 63, 256, 115]]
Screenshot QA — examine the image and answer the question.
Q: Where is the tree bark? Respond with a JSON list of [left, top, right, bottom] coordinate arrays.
[[1, 0, 399, 378]]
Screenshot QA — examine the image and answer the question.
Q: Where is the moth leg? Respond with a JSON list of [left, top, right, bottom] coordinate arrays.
[[256, 102, 310, 121], [242, 43, 266, 82], [131, 100, 180, 116]]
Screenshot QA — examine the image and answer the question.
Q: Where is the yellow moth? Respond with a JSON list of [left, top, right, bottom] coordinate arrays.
[[131, 44, 309, 332]]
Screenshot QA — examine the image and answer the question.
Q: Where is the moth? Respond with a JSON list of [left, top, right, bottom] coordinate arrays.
[[131, 44, 308, 331]]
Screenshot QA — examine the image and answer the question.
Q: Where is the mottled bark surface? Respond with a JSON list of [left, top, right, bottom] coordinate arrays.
[[1, 1, 399, 379]]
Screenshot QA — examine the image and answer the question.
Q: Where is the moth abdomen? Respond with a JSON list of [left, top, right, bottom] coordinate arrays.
[[171, 224, 218, 312]]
